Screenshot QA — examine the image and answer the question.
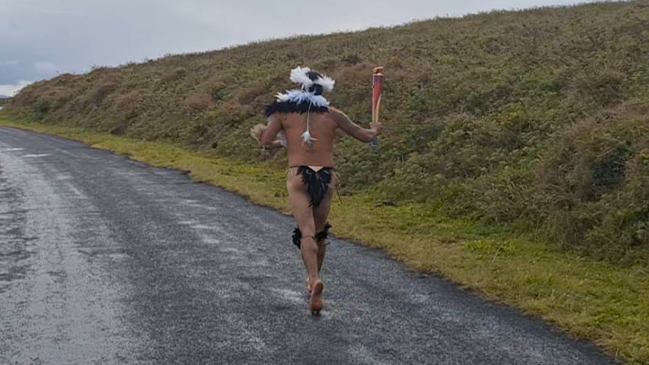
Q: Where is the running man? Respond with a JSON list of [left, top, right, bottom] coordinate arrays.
[[252, 67, 382, 314]]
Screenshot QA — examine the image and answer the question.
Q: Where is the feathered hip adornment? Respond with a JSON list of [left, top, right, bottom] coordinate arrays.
[[249, 123, 266, 143]]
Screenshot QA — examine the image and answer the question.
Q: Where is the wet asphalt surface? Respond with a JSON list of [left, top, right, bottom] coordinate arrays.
[[0, 127, 620, 365]]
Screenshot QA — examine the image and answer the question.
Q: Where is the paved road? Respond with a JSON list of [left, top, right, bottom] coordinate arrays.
[[0, 127, 619, 365]]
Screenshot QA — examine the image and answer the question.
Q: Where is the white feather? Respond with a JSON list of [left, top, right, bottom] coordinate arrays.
[[316, 75, 335, 92], [290, 66, 313, 89], [289, 66, 336, 93], [301, 130, 316, 145], [275, 90, 330, 107]]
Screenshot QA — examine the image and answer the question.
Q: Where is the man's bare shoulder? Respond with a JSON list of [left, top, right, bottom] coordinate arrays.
[[327, 106, 343, 116], [327, 106, 348, 123], [270, 113, 287, 122]]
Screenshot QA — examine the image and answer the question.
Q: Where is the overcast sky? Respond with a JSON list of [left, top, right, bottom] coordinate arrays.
[[0, 0, 600, 96]]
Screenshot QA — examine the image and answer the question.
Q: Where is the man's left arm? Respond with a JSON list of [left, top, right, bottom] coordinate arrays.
[[259, 115, 284, 150]]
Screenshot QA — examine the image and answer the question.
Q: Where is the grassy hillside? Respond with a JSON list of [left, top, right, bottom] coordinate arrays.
[[3, 116, 649, 364], [7, 2, 649, 265]]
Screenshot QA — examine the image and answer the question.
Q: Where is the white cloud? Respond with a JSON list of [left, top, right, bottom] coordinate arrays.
[[0, 81, 32, 96]]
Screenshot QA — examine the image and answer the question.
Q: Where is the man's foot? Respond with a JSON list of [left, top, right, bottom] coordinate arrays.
[[306, 277, 312, 293], [309, 280, 324, 315]]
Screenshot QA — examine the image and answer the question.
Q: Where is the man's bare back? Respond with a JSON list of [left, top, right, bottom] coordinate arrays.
[[262, 106, 380, 167]]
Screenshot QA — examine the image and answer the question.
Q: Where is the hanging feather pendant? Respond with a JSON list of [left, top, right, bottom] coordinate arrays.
[[301, 130, 316, 145], [301, 104, 317, 146]]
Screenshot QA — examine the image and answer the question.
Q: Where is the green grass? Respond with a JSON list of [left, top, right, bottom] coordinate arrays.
[[7, 1, 649, 264], [2, 115, 647, 364], [4, 1, 649, 362]]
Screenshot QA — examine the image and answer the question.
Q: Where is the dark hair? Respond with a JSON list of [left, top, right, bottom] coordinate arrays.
[[306, 71, 324, 95]]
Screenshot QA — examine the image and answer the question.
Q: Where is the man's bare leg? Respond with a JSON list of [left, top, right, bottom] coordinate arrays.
[[306, 234, 328, 292], [287, 170, 324, 313], [306, 182, 335, 292], [317, 245, 327, 272], [306, 238, 327, 293]]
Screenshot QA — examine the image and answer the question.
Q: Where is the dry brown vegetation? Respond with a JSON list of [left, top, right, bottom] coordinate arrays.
[[6, 1, 649, 266]]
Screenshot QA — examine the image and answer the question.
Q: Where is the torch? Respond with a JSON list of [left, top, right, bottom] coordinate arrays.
[[371, 67, 384, 148]]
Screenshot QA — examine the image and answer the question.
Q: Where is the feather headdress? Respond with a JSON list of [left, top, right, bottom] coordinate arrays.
[[289, 66, 335, 92]]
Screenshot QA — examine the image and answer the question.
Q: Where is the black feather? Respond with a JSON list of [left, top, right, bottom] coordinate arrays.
[[292, 227, 302, 249], [315, 223, 332, 242], [292, 223, 332, 249], [297, 166, 333, 207], [265, 101, 328, 118]]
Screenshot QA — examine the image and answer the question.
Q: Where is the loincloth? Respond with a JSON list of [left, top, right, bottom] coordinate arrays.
[[290, 166, 335, 208]]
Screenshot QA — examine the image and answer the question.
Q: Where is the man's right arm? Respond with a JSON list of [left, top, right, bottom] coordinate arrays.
[[330, 107, 382, 143]]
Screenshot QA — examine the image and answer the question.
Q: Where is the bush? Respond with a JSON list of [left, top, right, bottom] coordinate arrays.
[[90, 80, 118, 105], [539, 102, 649, 262], [184, 93, 213, 111], [5, 1, 649, 264], [162, 67, 188, 83], [33, 99, 51, 120]]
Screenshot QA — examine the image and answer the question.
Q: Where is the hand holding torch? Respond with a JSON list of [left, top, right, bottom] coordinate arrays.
[[371, 67, 384, 148]]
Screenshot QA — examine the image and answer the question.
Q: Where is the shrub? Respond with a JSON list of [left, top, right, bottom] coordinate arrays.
[[5, 1, 649, 264], [184, 93, 213, 111], [33, 99, 51, 120], [90, 80, 118, 105], [539, 102, 649, 262], [161, 67, 188, 83]]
